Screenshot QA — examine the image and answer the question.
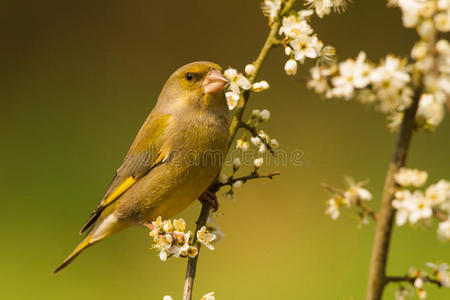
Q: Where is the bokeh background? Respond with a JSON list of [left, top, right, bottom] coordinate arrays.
[[1, 0, 449, 299]]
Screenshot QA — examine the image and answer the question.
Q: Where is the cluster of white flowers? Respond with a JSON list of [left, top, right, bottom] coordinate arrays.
[[394, 167, 428, 187], [163, 292, 215, 300], [394, 263, 450, 299], [308, 1, 449, 131], [236, 108, 279, 154], [388, 0, 450, 31], [278, 9, 336, 76], [223, 66, 269, 110], [396, 0, 450, 132], [325, 177, 373, 223], [261, 0, 282, 23], [148, 217, 219, 261], [308, 52, 414, 117], [305, 0, 349, 18], [391, 168, 450, 240]]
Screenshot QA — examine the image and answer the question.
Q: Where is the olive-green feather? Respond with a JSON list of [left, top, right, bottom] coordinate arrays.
[[79, 114, 173, 234]]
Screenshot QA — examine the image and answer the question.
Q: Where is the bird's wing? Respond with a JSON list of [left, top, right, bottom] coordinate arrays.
[[79, 114, 173, 234]]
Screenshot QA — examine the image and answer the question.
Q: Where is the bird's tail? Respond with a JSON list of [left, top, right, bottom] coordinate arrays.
[[52, 213, 127, 274], [52, 230, 95, 274]]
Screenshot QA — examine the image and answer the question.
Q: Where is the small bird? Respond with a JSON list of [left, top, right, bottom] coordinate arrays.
[[53, 61, 230, 273]]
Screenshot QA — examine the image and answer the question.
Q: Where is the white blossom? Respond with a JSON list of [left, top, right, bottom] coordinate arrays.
[[438, 219, 450, 241], [223, 68, 255, 110], [305, 0, 348, 18], [197, 226, 217, 250], [325, 196, 349, 220], [435, 11, 450, 32], [417, 288, 427, 299], [279, 15, 313, 39], [284, 59, 298, 75], [225, 91, 240, 110], [427, 262, 450, 286], [245, 63, 256, 76], [270, 139, 280, 148], [251, 109, 261, 118], [233, 180, 243, 188], [201, 292, 216, 300], [425, 179, 450, 206], [232, 157, 241, 170], [250, 136, 261, 146], [219, 173, 228, 184], [224, 68, 238, 80], [392, 190, 433, 225], [254, 157, 264, 168], [394, 168, 428, 188], [259, 109, 271, 122], [236, 138, 249, 151], [395, 287, 411, 300], [252, 80, 270, 92], [330, 52, 373, 99], [414, 277, 424, 289], [261, 0, 282, 23], [416, 93, 446, 129], [290, 35, 320, 62]]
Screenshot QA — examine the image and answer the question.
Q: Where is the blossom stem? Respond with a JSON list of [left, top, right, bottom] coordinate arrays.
[[239, 122, 275, 154], [212, 171, 281, 191], [181, 1, 296, 299], [385, 275, 442, 287], [227, 0, 297, 150], [365, 90, 421, 300], [182, 203, 211, 300]]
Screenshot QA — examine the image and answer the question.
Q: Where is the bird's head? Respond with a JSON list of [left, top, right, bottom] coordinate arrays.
[[161, 61, 229, 112]]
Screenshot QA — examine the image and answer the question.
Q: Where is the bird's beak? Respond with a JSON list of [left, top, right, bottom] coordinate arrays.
[[203, 70, 229, 94]]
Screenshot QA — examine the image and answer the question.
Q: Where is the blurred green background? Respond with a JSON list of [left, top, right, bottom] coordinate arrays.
[[1, 0, 449, 299]]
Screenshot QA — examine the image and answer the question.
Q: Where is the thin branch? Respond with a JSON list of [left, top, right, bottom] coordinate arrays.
[[365, 89, 421, 300], [365, 23, 441, 299], [211, 171, 281, 192], [321, 182, 379, 221], [239, 122, 275, 154], [386, 275, 442, 287], [182, 1, 296, 299], [182, 203, 211, 300]]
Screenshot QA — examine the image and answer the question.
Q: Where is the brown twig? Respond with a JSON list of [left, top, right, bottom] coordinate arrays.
[[182, 1, 296, 299], [182, 203, 211, 300], [321, 182, 379, 221], [386, 275, 442, 287], [211, 171, 281, 192], [239, 122, 275, 155], [365, 89, 421, 300]]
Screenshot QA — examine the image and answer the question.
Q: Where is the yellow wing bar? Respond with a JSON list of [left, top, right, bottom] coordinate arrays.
[[102, 176, 136, 207]]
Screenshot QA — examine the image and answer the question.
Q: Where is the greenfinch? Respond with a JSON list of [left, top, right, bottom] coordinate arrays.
[[53, 61, 230, 273]]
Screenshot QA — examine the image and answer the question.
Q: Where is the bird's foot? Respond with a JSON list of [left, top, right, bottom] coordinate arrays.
[[199, 189, 219, 211]]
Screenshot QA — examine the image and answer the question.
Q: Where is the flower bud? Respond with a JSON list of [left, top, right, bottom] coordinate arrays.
[[254, 157, 264, 168], [284, 59, 298, 75], [245, 64, 256, 76]]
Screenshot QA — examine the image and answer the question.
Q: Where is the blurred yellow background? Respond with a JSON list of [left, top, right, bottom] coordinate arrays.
[[1, 0, 449, 299]]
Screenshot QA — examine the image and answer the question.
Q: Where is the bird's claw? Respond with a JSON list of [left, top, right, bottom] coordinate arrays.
[[199, 189, 219, 211]]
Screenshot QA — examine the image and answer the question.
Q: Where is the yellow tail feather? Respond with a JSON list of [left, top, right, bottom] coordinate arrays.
[[52, 233, 94, 274], [53, 213, 128, 274]]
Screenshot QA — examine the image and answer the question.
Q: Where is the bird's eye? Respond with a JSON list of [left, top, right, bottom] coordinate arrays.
[[185, 72, 194, 81]]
